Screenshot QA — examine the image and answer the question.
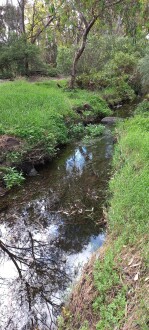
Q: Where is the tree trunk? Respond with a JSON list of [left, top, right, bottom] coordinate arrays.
[[69, 16, 98, 89]]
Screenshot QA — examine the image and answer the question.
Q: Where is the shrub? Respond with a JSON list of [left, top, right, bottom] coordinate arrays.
[[135, 100, 149, 116], [85, 124, 105, 137], [0, 35, 46, 78], [69, 123, 85, 139], [3, 167, 25, 189], [139, 50, 149, 93], [57, 46, 74, 75]]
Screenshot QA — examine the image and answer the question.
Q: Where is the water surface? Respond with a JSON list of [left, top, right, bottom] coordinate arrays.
[[0, 129, 114, 329]]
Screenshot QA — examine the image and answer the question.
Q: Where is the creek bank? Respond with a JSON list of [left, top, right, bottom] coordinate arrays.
[[0, 79, 114, 194], [58, 107, 149, 330]]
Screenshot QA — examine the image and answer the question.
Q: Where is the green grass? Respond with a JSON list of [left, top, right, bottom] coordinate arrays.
[[108, 115, 149, 239], [92, 109, 149, 329], [0, 80, 110, 146], [0, 80, 73, 145], [0, 79, 111, 188]]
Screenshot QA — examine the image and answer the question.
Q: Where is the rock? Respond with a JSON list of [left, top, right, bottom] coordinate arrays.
[[101, 117, 123, 124], [61, 256, 67, 263], [28, 167, 38, 176]]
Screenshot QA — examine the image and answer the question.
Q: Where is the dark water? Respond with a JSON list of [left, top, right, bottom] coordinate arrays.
[[0, 96, 136, 330], [0, 127, 114, 329], [0, 130, 113, 330]]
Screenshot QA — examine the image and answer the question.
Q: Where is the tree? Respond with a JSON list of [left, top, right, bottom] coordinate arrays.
[[67, 0, 147, 88]]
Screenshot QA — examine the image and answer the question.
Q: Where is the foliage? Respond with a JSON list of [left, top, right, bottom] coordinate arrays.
[[69, 123, 85, 139], [80, 321, 89, 330], [108, 115, 149, 239], [77, 34, 146, 76], [0, 80, 110, 166], [57, 46, 74, 74], [2, 167, 25, 189], [85, 124, 104, 137], [69, 123, 105, 140], [46, 65, 59, 77], [93, 250, 126, 330], [91, 110, 149, 330], [138, 48, 149, 93], [67, 89, 111, 117], [135, 100, 149, 116], [0, 36, 47, 78], [77, 46, 139, 105]]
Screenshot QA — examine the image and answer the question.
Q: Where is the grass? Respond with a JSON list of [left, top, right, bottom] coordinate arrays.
[[0, 80, 110, 144], [58, 102, 149, 330], [0, 79, 111, 188], [0, 80, 73, 145], [92, 110, 149, 329]]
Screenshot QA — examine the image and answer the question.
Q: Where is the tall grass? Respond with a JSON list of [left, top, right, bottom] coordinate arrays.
[[93, 109, 149, 329], [0, 80, 111, 148]]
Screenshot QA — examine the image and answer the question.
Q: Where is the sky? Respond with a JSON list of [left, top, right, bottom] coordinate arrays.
[[0, 0, 18, 4]]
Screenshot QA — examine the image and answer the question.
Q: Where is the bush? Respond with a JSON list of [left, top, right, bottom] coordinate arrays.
[[85, 124, 105, 137], [0, 35, 47, 78], [135, 100, 149, 116], [3, 167, 25, 189], [57, 46, 74, 75], [139, 50, 149, 93]]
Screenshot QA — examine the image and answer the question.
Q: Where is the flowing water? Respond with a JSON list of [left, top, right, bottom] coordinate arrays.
[[0, 104, 134, 330]]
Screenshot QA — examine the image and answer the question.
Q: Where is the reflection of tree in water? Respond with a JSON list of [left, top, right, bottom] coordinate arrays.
[[0, 220, 69, 330], [66, 146, 92, 175], [0, 138, 112, 329]]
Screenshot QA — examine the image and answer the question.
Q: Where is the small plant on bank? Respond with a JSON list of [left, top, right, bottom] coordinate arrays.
[[69, 123, 85, 139], [85, 124, 105, 137], [135, 100, 149, 116], [80, 320, 89, 330], [3, 167, 25, 189]]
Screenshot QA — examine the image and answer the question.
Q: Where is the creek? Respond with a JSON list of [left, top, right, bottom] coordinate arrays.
[[0, 103, 134, 330]]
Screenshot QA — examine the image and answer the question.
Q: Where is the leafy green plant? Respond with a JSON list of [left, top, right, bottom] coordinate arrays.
[[3, 167, 25, 189], [135, 100, 149, 116], [69, 123, 85, 139], [57, 46, 74, 74], [85, 124, 105, 137], [80, 320, 89, 330], [139, 49, 149, 93]]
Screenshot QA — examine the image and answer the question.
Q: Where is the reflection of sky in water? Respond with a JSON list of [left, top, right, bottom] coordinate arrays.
[[67, 233, 105, 277], [105, 144, 113, 158], [66, 147, 92, 174], [0, 133, 114, 329]]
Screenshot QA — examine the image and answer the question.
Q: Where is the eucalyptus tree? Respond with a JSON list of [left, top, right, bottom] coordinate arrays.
[[61, 0, 148, 88], [58, 0, 126, 88]]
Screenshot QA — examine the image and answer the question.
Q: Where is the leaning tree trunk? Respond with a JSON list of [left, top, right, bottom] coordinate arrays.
[[69, 15, 98, 89]]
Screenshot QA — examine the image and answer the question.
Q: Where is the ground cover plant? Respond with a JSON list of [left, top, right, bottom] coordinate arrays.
[[58, 103, 149, 330], [92, 109, 149, 329], [0, 79, 111, 188]]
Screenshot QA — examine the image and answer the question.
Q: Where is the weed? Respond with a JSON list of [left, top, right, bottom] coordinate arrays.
[[69, 123, 85, 139], [3, 167, 25, 189], [85, 124, 105, 137], [80, 320, 89, 330]]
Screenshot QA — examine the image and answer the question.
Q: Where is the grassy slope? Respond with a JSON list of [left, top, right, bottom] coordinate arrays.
[[0, 79, 111, 187], [0, 79, 110, 148], [59, 107, 149, 330]]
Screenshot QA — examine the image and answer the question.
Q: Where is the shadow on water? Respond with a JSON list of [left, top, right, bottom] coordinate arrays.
[[0, 128, 114, 329]]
